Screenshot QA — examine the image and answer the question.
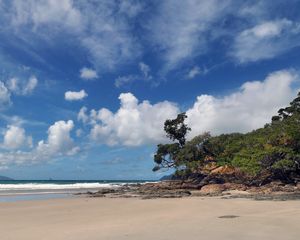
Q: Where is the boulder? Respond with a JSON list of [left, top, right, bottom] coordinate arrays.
[[199, 184, 226, 195]]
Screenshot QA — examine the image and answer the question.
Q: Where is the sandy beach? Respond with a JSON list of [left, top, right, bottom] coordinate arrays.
[[0, 196, 299, 240]]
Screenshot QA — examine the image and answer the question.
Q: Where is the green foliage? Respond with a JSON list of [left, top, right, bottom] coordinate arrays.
[[153, 113, 191, 171], [153, 92, 300, 183], [164, 112, 191, 147], [153, 143, 180, 171], [272, 159, 294, 170], [231, 150, 262, 176]]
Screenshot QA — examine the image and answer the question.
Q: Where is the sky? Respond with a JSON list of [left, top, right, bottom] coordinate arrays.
[[0, 0, 300, 180]]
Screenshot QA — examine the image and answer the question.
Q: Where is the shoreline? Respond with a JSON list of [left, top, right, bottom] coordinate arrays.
[[79, 180, 300, 201], [2, 180, 300, 202]]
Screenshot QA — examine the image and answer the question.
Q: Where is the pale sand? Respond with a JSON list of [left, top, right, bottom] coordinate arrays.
[[0, 197, 300, 240]]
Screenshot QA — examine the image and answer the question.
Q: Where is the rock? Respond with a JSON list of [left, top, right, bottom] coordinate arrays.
[[210, 165, 236, 175], [202, 162, 218, 173], [223, 183, 248, 191], [181, 182, 202, 189], [96, 188, 118, 194], [199, 184, 226, 195]]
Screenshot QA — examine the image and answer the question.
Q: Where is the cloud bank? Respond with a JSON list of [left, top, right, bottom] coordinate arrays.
[[186, 69, 298, 137], [79, 69, 299, 146], [78, 93, 179, 146], [0, 120, 78, 169]]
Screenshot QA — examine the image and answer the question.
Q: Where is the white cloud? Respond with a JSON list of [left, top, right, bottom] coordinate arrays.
[[79, 93, 179, 146], [6, 78, 18, 93], [76, 129, 83, 137], [80, 67, 98, 80], [10, 0, 82, 30], [187, 66, 201, 79], [186, 69, 299, 137], [232, 19, 300, 63], [0, 114, 47, 127], [79, 69, 299, 146], [115, 75, 137, 88], [1, 1, 299, 76], [0, 82, 11, 108], [6, 76, 38, 95], [5, 0, 141, 70], [119, 0, 143, 18], [0, 120, 79, 168], [3, 125, 32, 149], [36, 120, 78, 157], [77, 106, 89, 124], [65, 90, 88, 101], [139, 62, 152, 79], [148, 0, 231, 72], [115, 62, 152, 88], [23, 76, 38, 94]]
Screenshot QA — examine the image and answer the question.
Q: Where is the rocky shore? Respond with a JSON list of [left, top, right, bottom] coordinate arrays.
[[79, 180, 300, 201]]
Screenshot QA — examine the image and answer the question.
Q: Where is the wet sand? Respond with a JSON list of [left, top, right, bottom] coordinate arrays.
[[0, 196, 299, 240]]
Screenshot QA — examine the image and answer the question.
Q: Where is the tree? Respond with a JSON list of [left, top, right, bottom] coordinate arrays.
[[272, 92, 300, 121], [164, 112, 191, 147], [153, 92, 300, 184], [153, 113, 191, 171], [153, 143, 180, 171]]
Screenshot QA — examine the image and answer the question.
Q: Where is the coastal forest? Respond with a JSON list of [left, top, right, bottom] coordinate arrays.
[[153, 92, 300, 186]]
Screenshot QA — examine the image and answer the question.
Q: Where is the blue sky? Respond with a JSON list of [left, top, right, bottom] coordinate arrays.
[[0, 0, 300, 180]]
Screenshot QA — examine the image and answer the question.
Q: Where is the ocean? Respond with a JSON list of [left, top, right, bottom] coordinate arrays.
[[0, 180, 154, 202]]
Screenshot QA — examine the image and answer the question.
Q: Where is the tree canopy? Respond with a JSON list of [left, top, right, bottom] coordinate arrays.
[[153, 92, 300, 184]]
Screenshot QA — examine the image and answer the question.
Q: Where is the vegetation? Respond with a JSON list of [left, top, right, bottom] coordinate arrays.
[[153, 92, 300, 185]]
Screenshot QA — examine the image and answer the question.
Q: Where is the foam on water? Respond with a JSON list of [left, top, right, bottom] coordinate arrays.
[[0, 183, 120, 191]]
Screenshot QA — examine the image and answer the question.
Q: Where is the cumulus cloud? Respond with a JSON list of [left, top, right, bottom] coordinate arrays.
[[79, 69, 299, 146], [0, 120, 78, 168], [65, 90, 88, 101], [6, 76, 38, 95], [78, 93, 179, 146], [232, 19, 300, 63], [3, 125, 32, 149], [186, 69, 299, 137], [80, 67, 98, 80], [36, 120, 78, 157]]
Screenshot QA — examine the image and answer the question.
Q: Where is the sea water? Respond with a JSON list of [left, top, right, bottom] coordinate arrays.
[[0, 180, 153, 202]]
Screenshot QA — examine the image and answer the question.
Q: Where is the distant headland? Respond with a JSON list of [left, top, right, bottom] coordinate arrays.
[[0, 175, 14, 181]]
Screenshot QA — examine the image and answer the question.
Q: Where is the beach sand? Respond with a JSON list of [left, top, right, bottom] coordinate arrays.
[[0, 196, 299, 240]]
